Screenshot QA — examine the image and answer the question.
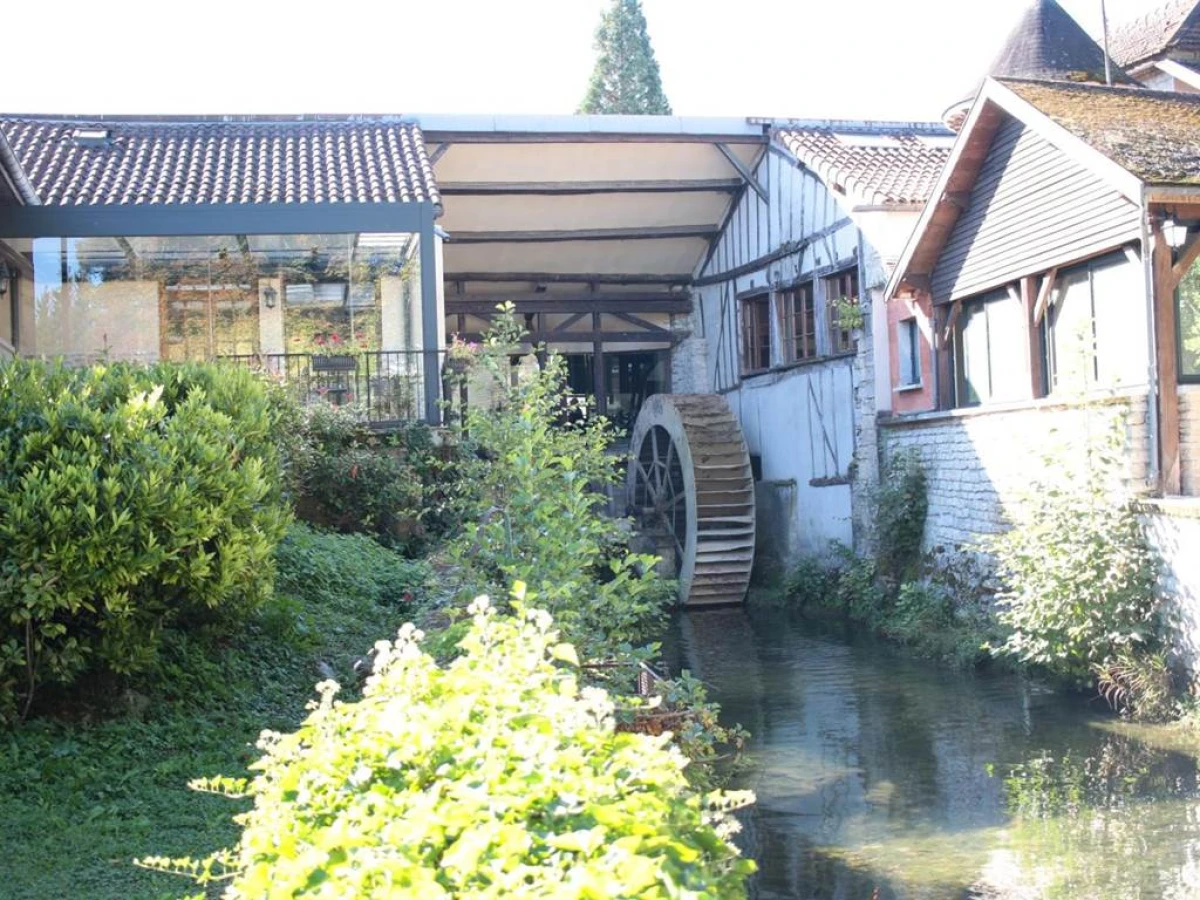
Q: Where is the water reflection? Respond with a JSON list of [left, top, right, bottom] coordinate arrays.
[[674, 607, 1200, 899]]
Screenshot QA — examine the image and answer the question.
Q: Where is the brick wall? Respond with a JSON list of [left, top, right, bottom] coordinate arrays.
[[879, 392, 1153, 551]]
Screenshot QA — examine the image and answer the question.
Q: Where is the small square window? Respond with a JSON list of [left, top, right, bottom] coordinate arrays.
[[897, 317, 921, 387], [740, 294, 771, 374]]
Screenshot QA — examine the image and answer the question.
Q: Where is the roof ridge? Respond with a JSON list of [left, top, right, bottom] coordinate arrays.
[[769, 118, 951, 134], [0, 113, 420, 126]]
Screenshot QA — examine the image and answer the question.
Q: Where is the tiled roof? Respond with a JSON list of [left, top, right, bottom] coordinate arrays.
[[987, 0, 1134, 85], [1109, 0, 1200, 69], [1002, 78, 1200, 184], [775, 127, 954, 205], [0, 116, 440, 207]]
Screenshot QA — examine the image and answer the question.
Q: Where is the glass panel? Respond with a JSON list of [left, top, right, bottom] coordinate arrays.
[[1182, 260, 1200, 379], [986, 293, 1025, 404], [2, 233, 417, 367], [1048, 267, 1094, 393], [957, 302, 991, 406], [1091, 253, 1146, 388], [898, 318, 920, 386]]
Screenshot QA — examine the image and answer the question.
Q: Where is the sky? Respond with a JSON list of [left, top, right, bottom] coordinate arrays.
[[2, 0, 1169, 121]]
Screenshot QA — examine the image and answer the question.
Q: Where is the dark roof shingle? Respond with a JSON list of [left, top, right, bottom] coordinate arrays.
[[775, 127, 954, 205], [0, 116, 440, 207], [987, 0, 1135, 84], [1002, 78, 1200, 184], [1109, 0, 1200, 69]]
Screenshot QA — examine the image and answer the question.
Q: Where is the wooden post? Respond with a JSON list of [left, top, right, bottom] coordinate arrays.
[[1021, 275, 1045, 399], [1153, 224, 1182, 495], [593, 311, 607, 416]]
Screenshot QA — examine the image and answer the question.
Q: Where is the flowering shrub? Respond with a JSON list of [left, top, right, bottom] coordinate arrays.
[[140, 596, 754, 898]]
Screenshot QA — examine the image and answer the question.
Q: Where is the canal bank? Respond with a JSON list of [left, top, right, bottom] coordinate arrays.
[[671, 606, 1200, 900]]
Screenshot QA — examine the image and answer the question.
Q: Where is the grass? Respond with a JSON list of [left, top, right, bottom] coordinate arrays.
[[0, 525, 428, 900]]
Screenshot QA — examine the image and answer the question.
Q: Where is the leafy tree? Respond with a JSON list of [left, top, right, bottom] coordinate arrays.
[[579, 0, 672, 115]]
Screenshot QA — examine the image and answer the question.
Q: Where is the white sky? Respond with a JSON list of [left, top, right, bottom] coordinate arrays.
[[3, 0, 1167, 121]]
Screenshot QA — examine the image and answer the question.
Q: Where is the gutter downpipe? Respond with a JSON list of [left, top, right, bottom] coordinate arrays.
[[1140, 186, 1162, 489]]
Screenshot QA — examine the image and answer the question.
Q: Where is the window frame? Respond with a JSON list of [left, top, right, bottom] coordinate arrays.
[[825, 268, 859, 355], [739, 292, 772, 376], [778, 281, 818, 364], [896, 316, 922, 389], [952, 288, 1020, 408], [1178, 258, 1200, 385]]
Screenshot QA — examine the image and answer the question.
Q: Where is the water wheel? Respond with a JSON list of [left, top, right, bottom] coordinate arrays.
[[627, 394, 756, 607]]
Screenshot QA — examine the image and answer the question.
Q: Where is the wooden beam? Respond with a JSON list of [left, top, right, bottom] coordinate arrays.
[[449, 224, 718, 244], [943, 190, 970, 211], [452, 331, 681, 344], [438, 178, 743, 196], [421, 131, 766, 145], [611, 311, 672, 335], [592, 311, 607, 415], [1021, 275, 1045, 399], [429, 143, 450, 165], [443, 271, 691, 286], [903, 273, 932, 294], [1172, 232, 1200, 287], [715, 143, 769, 204], [446, 295, 691, 315], [1032, 267, 1058, 325], [692, 217, 852, 287], [1153, 225, 1182, 495]]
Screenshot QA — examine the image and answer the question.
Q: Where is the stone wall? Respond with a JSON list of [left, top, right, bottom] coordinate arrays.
[[1181, 386, 1200, 497], [1141, 503, 1200, 684], [879, 392, 1153, 551], [669, 334, 708, 395]]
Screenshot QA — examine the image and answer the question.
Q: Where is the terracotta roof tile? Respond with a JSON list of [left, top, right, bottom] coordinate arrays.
[[0, 116, 440, 207], [1109, 0, 1200, 69], [1002, 78, 1200, 184], [775, 126, 954, 205]]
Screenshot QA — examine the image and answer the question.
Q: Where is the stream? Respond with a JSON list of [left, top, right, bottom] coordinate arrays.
[[669, 606, 1200, 899]]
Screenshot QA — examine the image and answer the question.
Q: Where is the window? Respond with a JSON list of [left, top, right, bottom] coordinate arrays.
[[741, 293, 771, 374], [826, 269, 859, 354], [1179, 257, 1200, 381], [953, 289, 1025, 406], [897, 317, 921, 387], [778, 283, 817, 363], [1045, 251, 1145, 392]]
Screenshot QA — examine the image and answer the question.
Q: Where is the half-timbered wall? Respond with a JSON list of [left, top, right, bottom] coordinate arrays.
[[688, 145, 917, 564]]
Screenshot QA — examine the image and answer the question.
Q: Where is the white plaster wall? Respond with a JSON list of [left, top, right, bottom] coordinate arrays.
[[257, 277, 284, 355], [879, 393, 1153, 551]]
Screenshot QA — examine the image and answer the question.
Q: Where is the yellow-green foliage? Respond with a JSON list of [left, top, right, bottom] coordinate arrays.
[[0, 359, 291, 719], [142, 596, 754, 898]]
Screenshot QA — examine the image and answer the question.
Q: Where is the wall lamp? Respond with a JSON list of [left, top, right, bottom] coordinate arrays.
[[1163, 217, 1190, 250], [0, 261, 9, 296], [263, 285, 278, 309]]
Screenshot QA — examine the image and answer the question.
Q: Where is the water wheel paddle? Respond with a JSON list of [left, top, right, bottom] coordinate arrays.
[[627, 394, 756, 607]]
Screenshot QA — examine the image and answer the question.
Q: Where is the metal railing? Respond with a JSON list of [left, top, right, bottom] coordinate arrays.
[[221, 350, 439, 425]]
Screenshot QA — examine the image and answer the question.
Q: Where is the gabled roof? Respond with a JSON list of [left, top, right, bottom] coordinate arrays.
[[987, 0, 1134, 85], [0, 129, 37, 206], [887, 77, 1155, 300], [0, 115, 440, 208], [1002, 79, 1200, 185], [774, 124, 954, 205], [1109, 0, 1200, 70]]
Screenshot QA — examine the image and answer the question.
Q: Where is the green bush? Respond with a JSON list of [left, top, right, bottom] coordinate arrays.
[[284, 402, 459, 555], [274, 523, 429, 610], [140, 599, 755, 898], [875, 450, 928, 585], [986, 420, 1161, 686], [448, 305, 669, 660], [0, 360, 291, 720]]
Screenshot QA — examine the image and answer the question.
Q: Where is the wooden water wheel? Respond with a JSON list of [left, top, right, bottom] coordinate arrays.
[[627, 394, 756, 607]]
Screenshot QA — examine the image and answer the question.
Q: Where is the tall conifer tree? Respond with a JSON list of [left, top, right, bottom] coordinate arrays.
[[579, 0, 672, 115]]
